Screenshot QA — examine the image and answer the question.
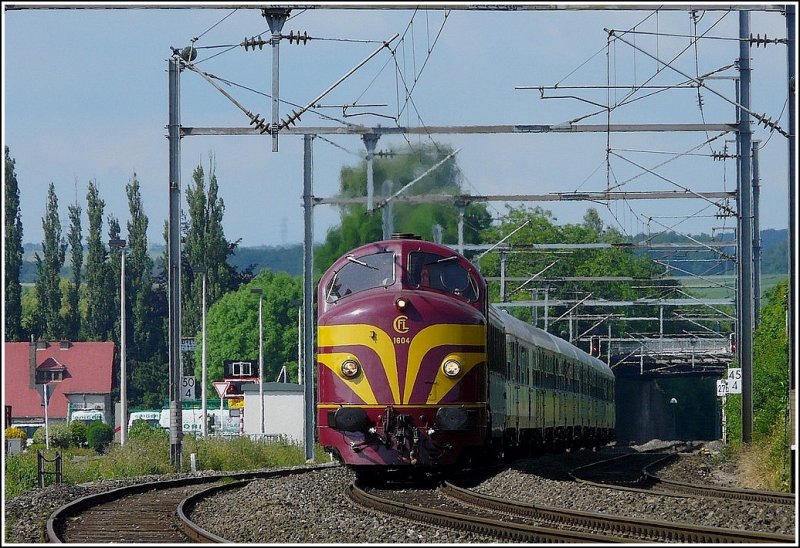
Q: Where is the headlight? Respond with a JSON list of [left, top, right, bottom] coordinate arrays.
[[442, 358, 461, 378], [341, 359, 361, 378]]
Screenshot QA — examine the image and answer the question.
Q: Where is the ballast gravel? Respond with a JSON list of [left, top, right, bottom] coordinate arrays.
[[4, 440, 796, 544]]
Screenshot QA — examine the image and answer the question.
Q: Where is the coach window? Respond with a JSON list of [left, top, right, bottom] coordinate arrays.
[[326, 252, 395, 302]]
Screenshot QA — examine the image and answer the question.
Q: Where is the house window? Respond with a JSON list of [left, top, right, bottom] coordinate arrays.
[[231, 361, 253, 377], [36, 370, 63, 383]]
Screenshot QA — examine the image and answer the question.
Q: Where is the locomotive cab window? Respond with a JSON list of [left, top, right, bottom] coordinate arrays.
[[325, 252, 395, 302], [407, 251, 479, 302]]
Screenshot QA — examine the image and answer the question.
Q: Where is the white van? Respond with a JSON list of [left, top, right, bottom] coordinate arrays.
[[70, 409, 105, 424], [158, 408, 241, 435], [128, 410, 162, 429]]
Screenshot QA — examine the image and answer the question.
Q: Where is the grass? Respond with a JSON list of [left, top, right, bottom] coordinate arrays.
[[3, 430, 331, 500], [724, 422, 793, 492]]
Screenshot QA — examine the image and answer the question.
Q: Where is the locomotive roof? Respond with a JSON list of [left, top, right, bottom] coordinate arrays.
[[493, 306, 612, 376], [340, 236, 465, 259]]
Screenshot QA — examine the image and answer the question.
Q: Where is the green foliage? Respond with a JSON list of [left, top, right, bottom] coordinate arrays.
[[752, 279, 789, 436], [100, 429, 172, 477], [65, 199, 83, 340], [4, 453, 40, 498], [723, 278, 791, 490], [86, 421, 114, 453], [34, 182, 67, 340], [130, 358, 169, 409], [5, 146, 24, 341], [4, 436, 328, 502], [5, 426, 27, 441], [83, 180, 115, 341], [32, 423, 72, 449], [182, 435, 329, 472], [199, 269, 302, 389], [478, 205, 672, 339], [127, 420, 168, 442], [315, 143, 492, 273], [68, 421, 87, 447]]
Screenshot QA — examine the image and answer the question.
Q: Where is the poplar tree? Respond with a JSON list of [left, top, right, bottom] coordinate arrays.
[[34, 182, 67, 340], [83, 181, 114, 340], [125, 174, 158, 361], [65, 199, 83, 340], [4, 146, 24, 341], [183, 157, 233, 338], [183, 156, 244, 394]]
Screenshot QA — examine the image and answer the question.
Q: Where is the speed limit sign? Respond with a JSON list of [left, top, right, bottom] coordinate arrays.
[[182, 376, 196, 401]]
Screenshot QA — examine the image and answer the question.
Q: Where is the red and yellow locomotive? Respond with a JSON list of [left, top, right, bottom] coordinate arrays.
[[316, 234, 614, 474]]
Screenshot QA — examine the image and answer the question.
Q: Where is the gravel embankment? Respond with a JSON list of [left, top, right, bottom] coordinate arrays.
[[4, 440, 796, 544]]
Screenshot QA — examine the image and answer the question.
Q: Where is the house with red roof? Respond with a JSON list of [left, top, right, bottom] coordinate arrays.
[[4, 340, 114, 427]]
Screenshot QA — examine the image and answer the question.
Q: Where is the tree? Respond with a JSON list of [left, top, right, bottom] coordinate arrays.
[[200, 269, 302, 389], [65, 198, 83, 340], [125, 173, 159, 362], [83, 181, 115, 341], [751, 279, 789, 438], [183, 157, 235, 340], [34, 182, 67, 340], [478, 204, 673, 344], [4, 146, 24, 341], [107, 215, 123, 404], [125, 174, 169, 409], [315, 143, 492, 272]]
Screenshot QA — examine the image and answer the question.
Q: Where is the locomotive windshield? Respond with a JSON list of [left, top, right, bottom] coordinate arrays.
[[408, 251, 479, 302], [325, 252, 395, 302]]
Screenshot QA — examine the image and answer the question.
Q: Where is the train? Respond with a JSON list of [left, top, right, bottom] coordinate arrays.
[[316, 234, 615, 475]]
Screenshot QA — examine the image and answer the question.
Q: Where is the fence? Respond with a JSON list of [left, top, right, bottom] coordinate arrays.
[[37, 450, 62, 488]]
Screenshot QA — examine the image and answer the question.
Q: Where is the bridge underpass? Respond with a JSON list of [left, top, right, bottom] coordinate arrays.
[[609, 337, 734, 444]]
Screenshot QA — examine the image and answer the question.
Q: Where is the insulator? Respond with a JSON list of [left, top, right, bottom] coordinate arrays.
[[243, 36, 267, 51], [287, 30, 309, 45], [748, 33, 786, 48], [711, 151, 736, 161], [280, 110, 302, 129], [248, 114, 270, 134]]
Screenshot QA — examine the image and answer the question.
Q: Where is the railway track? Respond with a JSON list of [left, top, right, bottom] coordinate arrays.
[[46, 464, 332, 543], [570, 450, 797, 505], [347, 480, 626, 543], [440, 480, 795, 543], [345, 446, 794, 544]]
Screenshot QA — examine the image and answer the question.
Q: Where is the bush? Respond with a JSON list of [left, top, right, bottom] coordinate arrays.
[[69, 421, 88, 447], [86, 421, 114, 453], [128, 420, 168, 443], [31, 423, 72, 449], [5, 426, 27, 442]]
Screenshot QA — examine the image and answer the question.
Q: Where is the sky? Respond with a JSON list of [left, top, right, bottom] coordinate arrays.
[[2, 1, 794, 250]]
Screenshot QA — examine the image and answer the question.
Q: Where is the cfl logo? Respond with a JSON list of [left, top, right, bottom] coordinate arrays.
[[393, 315, 409, 334]]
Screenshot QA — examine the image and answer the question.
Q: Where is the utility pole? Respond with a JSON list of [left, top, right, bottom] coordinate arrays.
[[168, 55, 183, 470], [363, 133, 379, 212], [736, 9, 754, 444], [262, 8, 290, 152], [751, 141, 761, 328], [382, 180, 394, 239], [785, 2, 796, 494], [302, 134, 315, 462]]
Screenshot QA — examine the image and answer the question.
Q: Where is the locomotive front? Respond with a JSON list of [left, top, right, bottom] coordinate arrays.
[[317, 236, 488, 470]]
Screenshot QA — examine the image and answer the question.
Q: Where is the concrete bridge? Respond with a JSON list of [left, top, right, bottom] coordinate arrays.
[[606, 336, 734, 378]]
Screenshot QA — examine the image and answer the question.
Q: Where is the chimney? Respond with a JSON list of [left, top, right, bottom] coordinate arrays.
[[59, 340, 72, 349], [29, 336, 37, 389]]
